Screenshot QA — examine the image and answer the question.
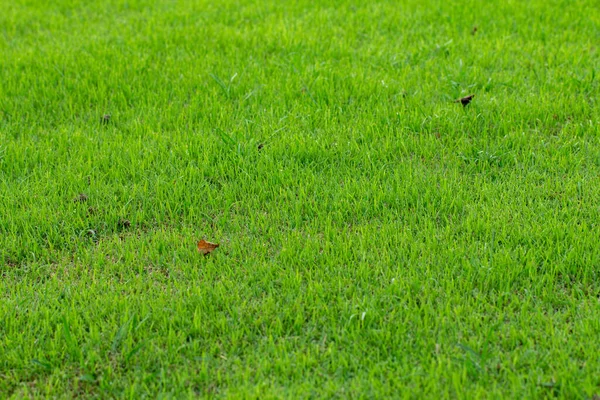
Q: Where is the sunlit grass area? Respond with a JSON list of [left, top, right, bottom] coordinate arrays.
[[1, 0, 599, 397]]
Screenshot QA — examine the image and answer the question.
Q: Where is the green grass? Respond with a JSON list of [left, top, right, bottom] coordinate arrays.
[[1, 0, 599, 397]]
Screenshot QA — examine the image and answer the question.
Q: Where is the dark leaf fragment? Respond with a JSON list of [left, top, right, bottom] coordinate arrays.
[[455, 94, 475, 107]]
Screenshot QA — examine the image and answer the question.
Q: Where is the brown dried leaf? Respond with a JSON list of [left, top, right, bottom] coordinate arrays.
[[455, 94, 475, 107], [197, 239, 219, 255]]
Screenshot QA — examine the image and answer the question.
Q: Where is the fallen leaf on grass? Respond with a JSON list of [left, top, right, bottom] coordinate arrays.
[[197, 239, 219, 255], [455, 94, 475, 107]]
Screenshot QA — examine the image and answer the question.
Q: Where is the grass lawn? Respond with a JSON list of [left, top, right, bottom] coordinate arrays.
[[1, 0, 600, 397]]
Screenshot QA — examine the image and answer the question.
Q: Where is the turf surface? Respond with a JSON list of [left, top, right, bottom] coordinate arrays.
[[1, 0, 600, 397]]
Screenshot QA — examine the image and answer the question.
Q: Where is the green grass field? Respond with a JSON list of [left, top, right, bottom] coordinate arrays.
[[1, 0, 599, 397]]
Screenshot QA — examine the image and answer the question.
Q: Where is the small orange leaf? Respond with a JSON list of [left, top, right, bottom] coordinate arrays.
[[197, 239, 219, 255]]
